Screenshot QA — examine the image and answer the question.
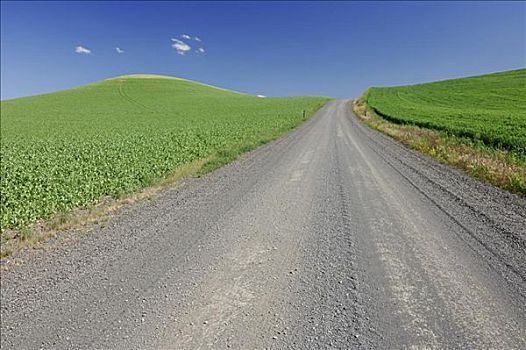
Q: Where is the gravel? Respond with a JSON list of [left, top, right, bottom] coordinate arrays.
[[1, 100, 525, 349]]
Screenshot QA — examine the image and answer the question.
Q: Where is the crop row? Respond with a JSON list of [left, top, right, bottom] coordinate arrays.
[[1, 77, 328, 230], [364, 69, 526, 154]]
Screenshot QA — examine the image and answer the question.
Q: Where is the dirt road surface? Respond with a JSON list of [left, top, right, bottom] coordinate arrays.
[[1, 100, 525, 349]]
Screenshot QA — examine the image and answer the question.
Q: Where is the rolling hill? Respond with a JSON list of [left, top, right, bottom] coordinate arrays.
[[0, 75, 328, 231], [364, 69, 526, 154]]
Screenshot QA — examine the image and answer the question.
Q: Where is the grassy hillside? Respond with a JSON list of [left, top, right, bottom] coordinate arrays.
[[364, 69, 526, 154], [1, 75, 328, 230]]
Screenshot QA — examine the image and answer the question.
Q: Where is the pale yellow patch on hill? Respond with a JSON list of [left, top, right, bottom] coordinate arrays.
[[106, 74, 248, 95]]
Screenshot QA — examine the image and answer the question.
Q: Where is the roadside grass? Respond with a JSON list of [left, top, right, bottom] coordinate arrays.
[[364, 69, 526, 154], [0, 74, 329, 255], [352, 98, 526, 196], [0, 157, 206, 258], [0, 111, 324, 259]]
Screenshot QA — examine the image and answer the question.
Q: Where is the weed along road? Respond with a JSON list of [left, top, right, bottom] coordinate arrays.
[[1, 100, 525, 349]]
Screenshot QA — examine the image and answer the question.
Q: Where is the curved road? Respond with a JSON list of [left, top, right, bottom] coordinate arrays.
[[1, 100, 525, 349]]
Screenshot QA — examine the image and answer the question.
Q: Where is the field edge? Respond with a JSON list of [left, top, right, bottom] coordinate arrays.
[[351, 97, 526, 196], [0, 100, 329, 261]]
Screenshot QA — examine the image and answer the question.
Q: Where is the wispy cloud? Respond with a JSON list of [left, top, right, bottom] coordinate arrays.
[[171, 35, 204, 55], [75, 46, 91, 54], [181, 34, 202, 42], [116, 47, 124, 54], [171, 38, 191, 55]]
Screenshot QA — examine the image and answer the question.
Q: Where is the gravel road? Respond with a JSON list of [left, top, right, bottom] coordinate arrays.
[[1, 100, 525, 349]]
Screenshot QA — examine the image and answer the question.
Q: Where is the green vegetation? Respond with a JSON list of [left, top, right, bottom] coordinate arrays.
[[354, 68, 526, 195], [1, 75, 328, 231], [364, 69, 526, 155]]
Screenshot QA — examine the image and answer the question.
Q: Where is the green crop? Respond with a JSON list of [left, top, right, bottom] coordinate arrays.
[[0, 75, 328, 230], [365, 69, 526, 154]]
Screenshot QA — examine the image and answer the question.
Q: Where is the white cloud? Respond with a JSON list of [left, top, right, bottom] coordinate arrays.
[[171, 35, 204, 55], [181, 34, 201, 42], [171, 38, 191, 55], [116, 47, 124, 54], [257, 95, 266, 98], [75, 46, 91, 54]]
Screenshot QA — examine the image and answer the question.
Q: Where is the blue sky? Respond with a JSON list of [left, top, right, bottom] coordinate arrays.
[[1, 1, 525, 100]]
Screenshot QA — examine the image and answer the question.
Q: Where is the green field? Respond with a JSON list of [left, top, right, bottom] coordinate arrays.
[[0, 75, 328, 230], [364, 69, 526, 154]]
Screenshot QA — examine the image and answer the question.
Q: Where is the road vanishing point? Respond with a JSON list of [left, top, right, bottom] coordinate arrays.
[[1, 100, 525, 349]]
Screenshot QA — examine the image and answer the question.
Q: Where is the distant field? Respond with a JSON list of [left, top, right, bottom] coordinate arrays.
[[0, 75, 328, 230], [365, 69, 526, 154]]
